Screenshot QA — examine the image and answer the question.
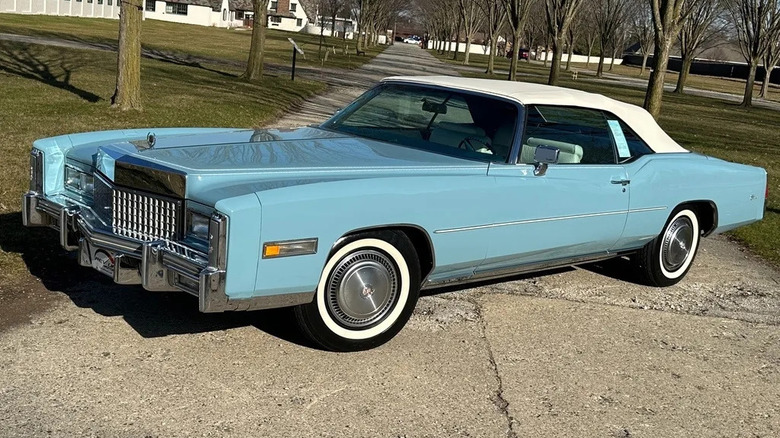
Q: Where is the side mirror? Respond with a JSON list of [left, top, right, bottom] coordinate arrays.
[[533, 145, 559, 176]]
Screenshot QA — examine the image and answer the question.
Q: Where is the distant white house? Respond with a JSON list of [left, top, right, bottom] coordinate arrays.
[[0, 0, 120, 19], [0, 0, 313, 30]]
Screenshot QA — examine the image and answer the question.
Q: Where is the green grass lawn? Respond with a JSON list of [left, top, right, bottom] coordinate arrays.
[[0, 13, 385, 70], [0, 41, 325, 285], [446, 53, 780, 267]]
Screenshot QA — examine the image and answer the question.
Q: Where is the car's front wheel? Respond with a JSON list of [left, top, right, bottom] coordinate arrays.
[[634, 207, 700, 287], [294, 231, 421, 351]]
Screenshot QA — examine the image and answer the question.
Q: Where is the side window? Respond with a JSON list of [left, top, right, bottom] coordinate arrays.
[[521, 105, 616, 165], [604, 115, 654, 162]]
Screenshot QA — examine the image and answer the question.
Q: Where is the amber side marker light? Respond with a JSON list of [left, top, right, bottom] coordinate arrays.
[[262, 239, 318, 259]]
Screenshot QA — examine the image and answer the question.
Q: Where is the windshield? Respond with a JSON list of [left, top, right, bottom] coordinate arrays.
[[321, 83, 519, 163]]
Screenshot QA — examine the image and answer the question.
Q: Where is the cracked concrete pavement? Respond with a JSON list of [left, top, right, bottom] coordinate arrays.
[[2, 43, 780, 437]]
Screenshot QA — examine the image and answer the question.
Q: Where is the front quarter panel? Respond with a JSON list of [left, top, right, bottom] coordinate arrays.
[[252, 174, 497, 297]]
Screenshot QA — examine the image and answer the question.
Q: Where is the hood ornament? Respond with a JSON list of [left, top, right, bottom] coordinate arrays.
[[147, 132, 157, 149]]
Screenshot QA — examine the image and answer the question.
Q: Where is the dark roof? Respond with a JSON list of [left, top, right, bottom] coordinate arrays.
[[169, 0, 223, 12], [297, 0, 317, 21], [268, 10, 296, 18], [228, 0, 252, 12]]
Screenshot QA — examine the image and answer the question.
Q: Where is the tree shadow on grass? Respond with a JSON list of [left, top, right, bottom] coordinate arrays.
[[0, 41, 102, 102], [0, 211, 313, 348]]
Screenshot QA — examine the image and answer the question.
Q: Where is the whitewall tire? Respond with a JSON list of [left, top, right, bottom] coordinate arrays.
[[634, 207, 700, 287], [294, 231, 421, 351]]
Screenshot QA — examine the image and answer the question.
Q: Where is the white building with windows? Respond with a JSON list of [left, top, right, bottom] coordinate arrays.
[[0, 0, 120, 19], [0, 0, 313, 30]]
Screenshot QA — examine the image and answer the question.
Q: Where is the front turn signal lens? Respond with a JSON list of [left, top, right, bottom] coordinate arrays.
[[262, 239, 318, 259]]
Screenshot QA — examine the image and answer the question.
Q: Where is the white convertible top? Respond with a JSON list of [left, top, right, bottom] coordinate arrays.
[[383, 76, 688, 154]]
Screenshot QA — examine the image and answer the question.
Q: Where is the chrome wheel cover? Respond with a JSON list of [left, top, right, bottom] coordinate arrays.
[[326, 249, 399, 328], [661, 216, 694, 272]]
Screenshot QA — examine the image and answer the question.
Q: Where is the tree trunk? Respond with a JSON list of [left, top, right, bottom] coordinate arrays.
[[609, 46, 616, 71], [674, 54, 694, 94], [244, 0, 266, 81], [640, 53, 649, 76], [760, 66, 773, 98], [586, 41, 593, 68], [453, 16, 462, 61], [565, 39, 573, 71], [111, 0, 142, 110], [742, 60, 758, 107], [331, 12, 337, 36], [463, 38, 471, 65], [644, 39, 673, 118], [548, 35, 564, 85], [596, 40, 606, 78], [508, 32, 521, 81], [487, 36, 498, 74]]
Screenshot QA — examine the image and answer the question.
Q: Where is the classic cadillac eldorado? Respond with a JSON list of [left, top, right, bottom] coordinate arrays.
[[22, 76, 767, 351]]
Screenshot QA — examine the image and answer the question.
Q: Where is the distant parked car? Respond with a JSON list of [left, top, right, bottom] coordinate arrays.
[[507, 48, 530, 59], [23, 77, 767, 351], [404, 35, 421, 44]]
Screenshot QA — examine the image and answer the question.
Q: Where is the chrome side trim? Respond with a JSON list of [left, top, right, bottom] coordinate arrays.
[[422, 250, 640, 290], [434, 207, 668, 234], [628, 206, 667, 214], [434, 210, 628, 234]]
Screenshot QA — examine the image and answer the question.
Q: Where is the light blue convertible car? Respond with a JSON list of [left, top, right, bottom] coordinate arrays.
[[23, 77, 767, 351]]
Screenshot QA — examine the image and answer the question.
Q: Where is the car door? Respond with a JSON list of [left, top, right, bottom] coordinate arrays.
[[478, 105, 631, 273]]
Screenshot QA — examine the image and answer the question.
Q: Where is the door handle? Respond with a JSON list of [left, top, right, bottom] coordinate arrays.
[[611, 179, 631, 186]]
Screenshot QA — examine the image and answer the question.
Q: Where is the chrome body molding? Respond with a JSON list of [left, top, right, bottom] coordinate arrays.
[[422, 250, 638, 290], [433, 207, 668, 234], [23, 190, 312, 313]]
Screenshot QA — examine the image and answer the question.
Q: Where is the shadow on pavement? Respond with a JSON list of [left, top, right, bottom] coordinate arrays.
[[0, 211, 313, 348]]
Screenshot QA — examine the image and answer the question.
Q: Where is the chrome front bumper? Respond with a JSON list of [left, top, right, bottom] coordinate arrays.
[[22, 191, 232, 313]]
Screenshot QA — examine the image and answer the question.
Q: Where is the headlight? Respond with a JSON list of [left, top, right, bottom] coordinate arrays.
[[187, 210, 211, 241], [30, 148, 44, 192], [64, 166, 94, 199]]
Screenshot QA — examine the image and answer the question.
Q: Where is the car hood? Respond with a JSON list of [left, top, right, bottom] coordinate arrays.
[[66, 126, 488, 205]]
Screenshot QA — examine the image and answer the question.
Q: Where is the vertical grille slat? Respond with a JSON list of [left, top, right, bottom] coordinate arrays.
[[111, 187, 180, 241]]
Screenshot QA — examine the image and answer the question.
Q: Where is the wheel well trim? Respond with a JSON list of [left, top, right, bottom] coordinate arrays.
[[334, 224, 436, 283], [676, 200, 718, 237]]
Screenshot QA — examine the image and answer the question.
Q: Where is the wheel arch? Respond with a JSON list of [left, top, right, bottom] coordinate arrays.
[[676, 200, 718, 237], [336, 224, 435, 284]]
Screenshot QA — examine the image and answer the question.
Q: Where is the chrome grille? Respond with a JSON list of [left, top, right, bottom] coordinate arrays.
[[112, 188, 180, 241]]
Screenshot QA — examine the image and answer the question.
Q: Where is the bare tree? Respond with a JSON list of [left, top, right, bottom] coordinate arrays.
[[727, 0, 780, 106], [503, 0, 536, 80], [674, 1, 725, 93], [760, 36, 780, 97], [643, 0, 688, 118], [244, 0, 267, 81], [581, 6, 599, 67], [631, 0, 654, 76], [459, 0, 486, 65], [545, 0, 584, 85], [594, 0, 631, 78], [565, 14, 580, 70], [112, 0, 142, 110], [479, 0, 508, 74]]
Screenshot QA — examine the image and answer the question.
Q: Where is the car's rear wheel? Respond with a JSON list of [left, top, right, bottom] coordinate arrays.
[[634, 207, 700, 287], [294, 231, 421, 351]]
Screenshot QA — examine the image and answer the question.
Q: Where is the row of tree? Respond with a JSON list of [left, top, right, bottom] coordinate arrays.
[[419, 0, 780, 117], [112, 0, 409, 110]]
